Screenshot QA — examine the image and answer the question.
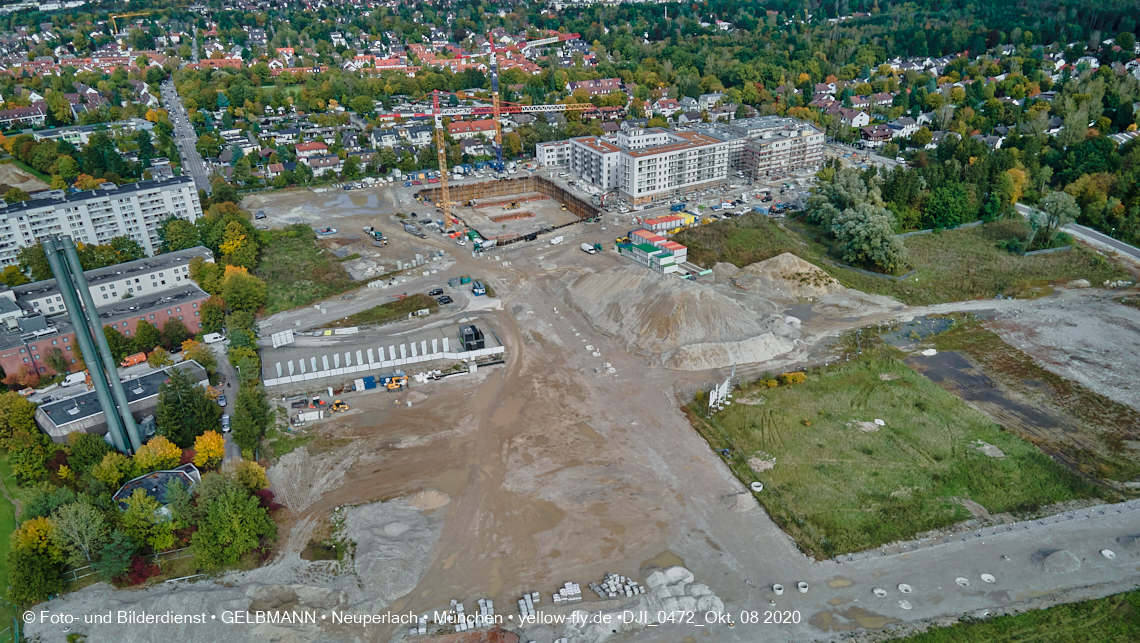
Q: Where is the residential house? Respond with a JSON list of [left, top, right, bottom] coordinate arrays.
[[448, 119, 497, 140], [887, 116, 918, 138], [306, 155, 342, 177], [860, 124, 893, 148], [294, 141, 328, 159], [698, 93, 726, 110]]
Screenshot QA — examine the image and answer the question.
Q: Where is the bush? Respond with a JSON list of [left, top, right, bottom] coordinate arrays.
[[777, 372, 807, 386]]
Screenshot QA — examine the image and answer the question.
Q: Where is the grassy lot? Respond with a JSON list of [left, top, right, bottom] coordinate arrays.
[[673, 216, 1127, 306], [932, 318, 1140, 482], [0, 455, 23, 635], [687, 353, 1098, 558], [323, 293, 437, 328], [891, 589, 1140, 642], [254, 225, 356, 314]]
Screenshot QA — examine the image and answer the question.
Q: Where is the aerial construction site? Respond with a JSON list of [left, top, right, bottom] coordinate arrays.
[[27, 173, 1140, 643]]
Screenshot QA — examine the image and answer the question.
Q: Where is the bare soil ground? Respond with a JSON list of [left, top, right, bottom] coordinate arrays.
[[0, 162, 48, 191]]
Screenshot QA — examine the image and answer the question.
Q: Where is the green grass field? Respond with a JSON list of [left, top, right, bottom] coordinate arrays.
[[673, 216, 1126, 305], [323, 293, 438, 328], [254, 225, 357, 314], [688, 356, 1098, 558], [891, 589, 1140, 642], [0, 455, 21, 635]]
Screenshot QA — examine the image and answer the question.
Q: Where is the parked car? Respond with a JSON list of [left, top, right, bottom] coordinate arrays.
[[404, 182, 412, 187], [217, 393, 227, 407], [220, 414, 232, 432], [317, 227, 337, 235], [412, 180, 422, 185], [255, 211, 266, 219], [428, 178, 439, 184], [436, 296, 453, 305], [428, 288, 444, 296]]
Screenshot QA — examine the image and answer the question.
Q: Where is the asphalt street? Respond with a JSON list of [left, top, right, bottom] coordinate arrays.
[[160, 80, 212, 194]]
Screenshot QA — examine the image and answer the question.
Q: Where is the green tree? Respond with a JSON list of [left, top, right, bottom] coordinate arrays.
[[190, 484, 276, 570], [158, 217, 201, 252], [103, 326, 131, 362], [232, 385, 270, 452], [199, 296, 226, 334], [16, 242, 52, 281], [3, 188, 29, 204], [1030, 191, 1080, 249], [6, 543, 64, 604], [154, 367, 220, 448], [91, 451, 133, 488], [0, 390, 37, 441], [120, 488, 175, 551], [221, 269, 268, 312], [210, 178, 241, 206], [50, 502, 108, 564], [147, 347, 173, 368], [0, 265, 30, 287], [132, 321, 162, 354], [182, 340, 218, 374], [832, 204, 910, 272], [44, 347, 70, 375], [341, 155, 361, 179], [109, 236, 146, 262], [923, 184, 970, 229], [93, 530, 136, 582], [3, 426, 55, 483], [66, 431, 111, 475], [160, 319, 191, 350]]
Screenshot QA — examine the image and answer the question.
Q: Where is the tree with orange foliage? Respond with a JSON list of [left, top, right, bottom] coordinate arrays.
[[193, 430, 226, 469]]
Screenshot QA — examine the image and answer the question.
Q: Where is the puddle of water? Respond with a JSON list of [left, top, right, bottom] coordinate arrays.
[[880, 315, 955, 349], [432, 468, 470, 496], [640, 550, 686, 572], [578, 421, 606, 446], [810, 606, 900, 631], [783, 302, 821, 322]]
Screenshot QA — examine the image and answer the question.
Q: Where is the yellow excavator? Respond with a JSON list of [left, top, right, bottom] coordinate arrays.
[[386, 376, 408, 391]]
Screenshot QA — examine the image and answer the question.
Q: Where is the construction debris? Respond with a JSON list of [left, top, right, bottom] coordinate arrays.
[[552, 581, 582, 603], [590, 573, 645, 599]]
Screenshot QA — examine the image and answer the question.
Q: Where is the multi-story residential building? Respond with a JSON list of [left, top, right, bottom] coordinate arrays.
[[730, 117, 825, 180], [569, 128, 730, 205], [0, 177, 202, 267], [566, 78, 626, 97], [31, 118, 153, 146], [8, 245, 213, 313], [535, 140, 571, 167], [447, 119, 497, 140]]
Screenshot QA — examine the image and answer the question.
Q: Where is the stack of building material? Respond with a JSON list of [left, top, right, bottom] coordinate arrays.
[[552, 582, 582, 603], [517, 591, 539, 618], [475, 598, 495, 626], [590, 573, 645, 598], [450, 600, 468, 632]]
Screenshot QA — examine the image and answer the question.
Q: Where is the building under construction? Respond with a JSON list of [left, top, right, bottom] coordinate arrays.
[[417, 176, 599, 246]]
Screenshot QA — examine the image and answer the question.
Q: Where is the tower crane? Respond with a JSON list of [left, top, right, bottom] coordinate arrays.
[[111, 11, 152, 35], [486, 32, 580, 164]]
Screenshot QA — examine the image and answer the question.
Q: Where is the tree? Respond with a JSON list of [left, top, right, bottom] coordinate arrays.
[[120, 488, 175, 551], [0, 265, 29, 287], [66, 431, 111, 475], [190, 484, 276, 570], [7, 518, 65, 604], [133, 435, 183, 473], [232, 385, 270, 452], [923, 184, 970, 229], [44, 347, 70, 375], [93, 530, 136, 582], [230, 460, 270, 492], [221, 267, 268, 312], [182, 340, 218, 374], [199, 296, 226, 334], [49, 174, 67, 190], [50, 502, 108, 564], [193, 430, 225, 469], [15, 242, 51, 281], [109, 236, 146, 263], [832, 204, 910, 273], [210, 178, 241, 205], [147, 347, 173, 368], [160, 319, 191, 350], [91, 451, 133, 488], [103, 326, 131, 362], [132, 321, 162, 354], [4, 187, 29, 203], [341, 155, 361, 179], [1032, 191, 1080, 248], [158, 217, 200, 252], [154, 367, 219, 448], [0, 391, 38, 441], [3, 427, 55, 483]]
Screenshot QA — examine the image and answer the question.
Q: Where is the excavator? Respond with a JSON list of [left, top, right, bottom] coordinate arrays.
[[385, 375, 408, 391]]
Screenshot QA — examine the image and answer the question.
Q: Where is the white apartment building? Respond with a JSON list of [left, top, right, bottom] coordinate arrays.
[[0, 177, 202, 267], [693, 117, 825, 180], [568, 128, 730, 205], [7, 245, 215, 314], [536, 140, 571, 167]]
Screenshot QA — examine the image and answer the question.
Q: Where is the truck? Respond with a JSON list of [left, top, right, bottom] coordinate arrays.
[[61, 371, 87, 387], [120, 352, 147, 368], [203, 332, 225, 344], [580, 242, 597, 254]]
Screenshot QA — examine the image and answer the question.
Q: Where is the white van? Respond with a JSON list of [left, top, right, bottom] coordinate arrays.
[[61, 372, 86, 387], [203, 333, 225, 344]]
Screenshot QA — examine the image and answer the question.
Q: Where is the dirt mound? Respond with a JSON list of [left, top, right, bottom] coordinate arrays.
[[0, 162, 48, 192], [1116, 535, 1139, 551], [1038, 549, 1081, 573], [408, 489, 451, 511], [722, 253, 844, 300], [560, 265, 766, 356], [664, 332, 795, 370]]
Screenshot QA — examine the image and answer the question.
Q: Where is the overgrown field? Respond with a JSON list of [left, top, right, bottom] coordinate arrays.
[[254, 225, 356, 314], [674, 216, 1127, 305], [687, 356, 1097, 558], [891, 589, 1140, 642], [324, 293, 438, 327], [932, 319, 1140, 482]]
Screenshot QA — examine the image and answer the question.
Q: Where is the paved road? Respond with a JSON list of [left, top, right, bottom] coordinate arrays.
[[1015, 203, 1140, 262], [159, 80, 212, 194], [210, 340, 242, 461]]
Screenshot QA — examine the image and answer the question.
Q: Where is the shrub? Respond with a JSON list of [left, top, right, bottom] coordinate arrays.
[[778, 372, 807, 386]]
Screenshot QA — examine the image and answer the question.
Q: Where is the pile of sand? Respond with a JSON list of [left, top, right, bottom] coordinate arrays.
[[559, 266, 767, 356], [0, 163, 48, 192], [1038, 549, 1081, 573], [717, 253, 844, 301]]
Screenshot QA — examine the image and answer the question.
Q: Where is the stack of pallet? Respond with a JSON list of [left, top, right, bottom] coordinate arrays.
[[591, 573, 645, 598], [517, 591, 540, 618], [552, 582, 582, 603], [475, 598, 496, 626], [406, 616, 427, 636], [450, 600, 468, 632]]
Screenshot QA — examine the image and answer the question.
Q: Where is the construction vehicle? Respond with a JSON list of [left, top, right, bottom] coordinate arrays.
[[615, 236, 631, 244], [382, 375, 408, 391], [561, 203, 567, 210], [330, 400, 349, 412]]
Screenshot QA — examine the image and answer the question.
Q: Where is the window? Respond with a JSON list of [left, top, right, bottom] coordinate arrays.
[[29, 345, 35, 351], [49, 306, 55, 312], [175, 307, 180, 312], [66, 346, 71, 351], [56, 296, 61, 302], [70, 358, 76, 363], [149, 315, 155, 319], [195, 311, 200, 316], [22, 358, 28, 363], [103, 294, 108, 299], [166, 310, 172, 315], [52, 340, 57, 345], [100, 286, 106, 291], [161, 280, 166, 285], [178, 316, 183, 320]]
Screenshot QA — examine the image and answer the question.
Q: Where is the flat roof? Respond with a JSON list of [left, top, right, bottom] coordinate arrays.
[[571, 136, 622, 154], [0, 176, 195, 218], [624, 131, 723, 158], [11, 246, 213, 304], [37, 360, 209, 429]]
